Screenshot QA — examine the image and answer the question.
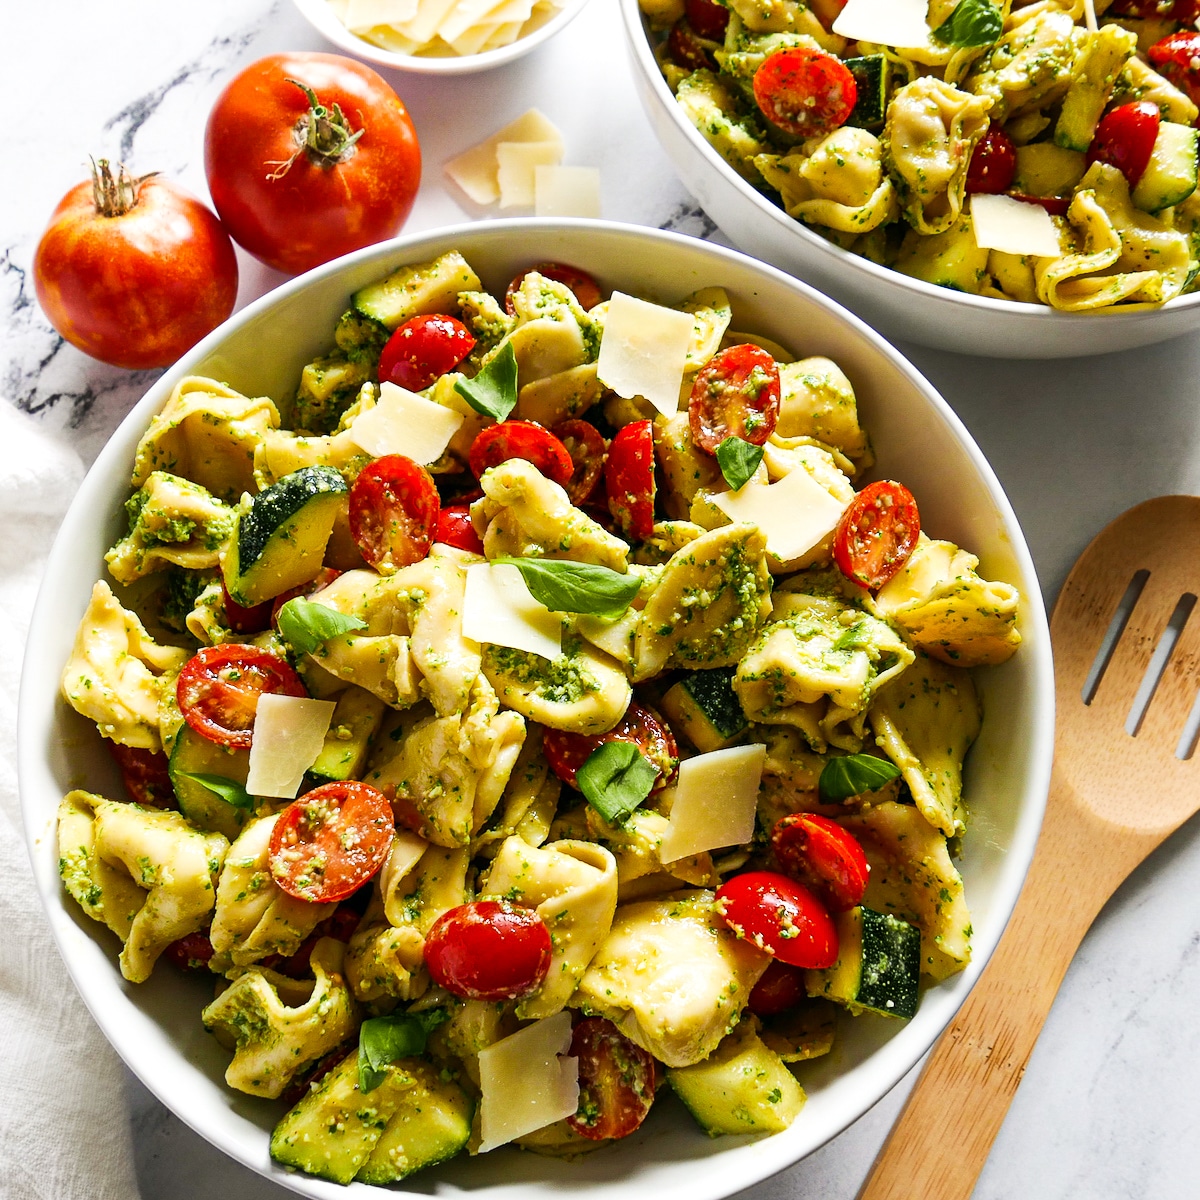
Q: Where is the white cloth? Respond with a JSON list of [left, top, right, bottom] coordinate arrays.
[[0, 400, 142, 1200]]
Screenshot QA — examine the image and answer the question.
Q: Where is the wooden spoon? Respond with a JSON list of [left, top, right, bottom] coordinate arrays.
[[859, 495, 1200, 1200]]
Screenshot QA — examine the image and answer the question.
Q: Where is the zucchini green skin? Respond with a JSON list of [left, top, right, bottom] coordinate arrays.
[[167, 724, 253, 841], [351, 251, 482, 330], [806, 905, 921, 1020], [308, 689, 386, 784], [661, 667, 748, 753], [1054, 25, 1138, 152], [844, 56, 889, 130], [1131, 121, 1199, 212]]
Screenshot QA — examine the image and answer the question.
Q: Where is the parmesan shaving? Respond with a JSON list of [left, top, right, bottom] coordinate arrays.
[[463, 563, 563, 660], [535, 165, 602, 217], [596, 291, 694, 417], [348, 381, 464, 464], [445, 109, 565, 205], [246, 695, 337, 799], [970, 193, 1063, 258], [659, 744, 766, 863]]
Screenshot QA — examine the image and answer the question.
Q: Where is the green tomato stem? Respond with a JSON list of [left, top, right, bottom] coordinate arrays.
[[267, 79, 364, 179], [90, 158, 156, 218]]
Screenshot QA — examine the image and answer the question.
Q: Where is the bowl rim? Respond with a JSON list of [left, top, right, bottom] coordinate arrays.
[[617, 0, 1200, 327], [18, 217, 1055, 1199]]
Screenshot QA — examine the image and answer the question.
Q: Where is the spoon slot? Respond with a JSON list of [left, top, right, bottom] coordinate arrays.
[[1124, 593, 1197, 737], [1177, 687, 1200, 762], [1081, 569, 1148, 705]]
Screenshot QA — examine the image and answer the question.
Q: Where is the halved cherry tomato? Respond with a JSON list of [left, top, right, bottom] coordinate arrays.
[[605, 419, 656, 540], [966, 127, 1017, 195], [348, 454, 440, 572], [1086, 101, 1161, 189], [1149, 30, 1200, 110], [163, 931, 215, 972], [378, 313, 475, 392], [423, 900, 552, 1001], [268, 781, 395, 904], [177, 644, 306, 748], [685, 0, 730, 40], [1007, 192, 1071, 216], [505, 262, 603, 314], [468, 420, 574, 486], [747, 959, 808, 1016], [832, 480, 920, 591], [221, 584, 271, 634], [544, 701, 678, 792], [269, 567, 343, 625], [689, 343, 781, 455], [771, 813, 870, 913], [435, 504, 485, 553], [567, 1017, 657, 1141], [714, 871, 839, 968], [552, 418, 607, 504], [107, 742, 175, 809], [667, 18, 718, 70], [753, 47, 857, 138]]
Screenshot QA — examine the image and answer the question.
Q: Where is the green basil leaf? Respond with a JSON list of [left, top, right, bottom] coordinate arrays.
[[930, 0, 1002, 48], [715, 436, 764, 492], [454, 342, 518, 422], [577, 740, 658, 825], [358, 1013, 431, 1093], [276, 597, 367, 656], [818, 754, 902, 802], [175, 771, 254, 811], [494, 556, 642, 622]]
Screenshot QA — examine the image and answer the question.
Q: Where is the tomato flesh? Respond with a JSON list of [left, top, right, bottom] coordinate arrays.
[[544, 702, 678, 792], [423, 900, 552, 1001], [435, 504, 485, 553], [1086, 102, 1161, 189], [965, 127, 1017, 195], [685, 0, 730, 40], [689, 344, 781, 455], [269, 567, 344, 626], [222, 584, 271, 634], [378, 313, 475, 393], [1007, 192, 1071, 216], [605, 419, 656, 540], [753, 47, 857, 138], [163, 931, 215, 972], [567, 1017, 657, 1141], [771, 813, 870, 912], [348, 454, 440, 573], [747, 959, 808, 1016], [108, 742, 175, 809], [468, 420, 574, 486], [505, 262, 603, 314], [668, 19, 717, 70], [1149, 32, 1200, 113], [832, 480, 920, 591], [268, 781, 395, 904], [552, 419, 607, 504], [714, 870, 839, 968]]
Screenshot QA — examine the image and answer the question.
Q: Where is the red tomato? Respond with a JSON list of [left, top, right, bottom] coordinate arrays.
[[505, 262, 603, 314], [378, 313, 475, 392], [689, 344, 781, 455], [270, 907, 363, 979], [1149, 32, 1200, 113], [468, 420, 574, 486], [552, 419, 607, 504], [771, 813, 870, 912], [714, 871, 839, 968], [965, 127, 1017, 195], [177, 644, 306, 749], [269, 781, 395, 904], [34, 159, 237, 370], [1086, 102, 1161, 189], [832, 480, 920, 591], [107, 742, 175, 809], [667, 19, 718, 71], [204, 52, 421, 275], [567, 1017, 657, 1141], [543, 702, 678, 791], [222, 584, 271, 635], [604, 419, 656, 540], [1007, 192, 1071, 217], [747, 959, 808, 1016], [753, 47, 857, 138], [269, 567, 344, 625], [423, 900, 552, 1001], [348, 454, 440, 572], [163, 931, 215, 972], [685, 0, 730, 40], [435, 504, 485, 553]]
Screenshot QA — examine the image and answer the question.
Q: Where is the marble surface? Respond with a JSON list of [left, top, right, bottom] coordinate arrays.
[[5, 1, 1200, 1197]]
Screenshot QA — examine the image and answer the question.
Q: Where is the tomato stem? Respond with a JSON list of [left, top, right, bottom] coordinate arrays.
[[266, 80, 364, 179], [89, 157, 156, 218]]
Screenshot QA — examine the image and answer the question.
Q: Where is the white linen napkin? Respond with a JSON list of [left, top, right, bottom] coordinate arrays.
[[0, 400, 143, 1200]]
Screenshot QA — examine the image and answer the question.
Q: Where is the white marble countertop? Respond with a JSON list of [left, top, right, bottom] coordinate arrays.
[[5, 1, 1200, 1197]]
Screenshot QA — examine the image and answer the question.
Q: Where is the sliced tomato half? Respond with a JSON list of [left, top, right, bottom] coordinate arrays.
[[468, 420, 574, 486], [689, 343, 781, 454], [753, 47, 857, 138], [543, 701, 678, 792], [832, 480, 920, 591], [604, 419, 656, 540], [567, 1017, 657, 1141], [552, 418, 607, 504], [348, 454, 440, 573]]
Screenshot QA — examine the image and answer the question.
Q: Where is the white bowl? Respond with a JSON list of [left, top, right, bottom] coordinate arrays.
[[19, 219, 1054, 1200], [292, 0, 591, 75], [619, 0, 1200, 359]]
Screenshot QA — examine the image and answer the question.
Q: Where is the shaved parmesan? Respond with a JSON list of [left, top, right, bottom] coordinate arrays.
[[970, 193, 1062, 258], [596, 291, 695, 417], [344, 0, 417, 32], [659, 744, 765, 863], [712, 467, 849, 563], [833, 0, 931, 48], [445, 109, 564, 204], [478, 1011, 579, 1152], [348, 381, 464, 464], [463, 562, 563, 660], [246, 695, 337, 799], [497, 140, 564, 207], [535, 165, 601, 217], [439, 0, 532, 41]]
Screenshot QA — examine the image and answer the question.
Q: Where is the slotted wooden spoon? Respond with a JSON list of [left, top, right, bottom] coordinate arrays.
[[859, 495, 1200, 1200]]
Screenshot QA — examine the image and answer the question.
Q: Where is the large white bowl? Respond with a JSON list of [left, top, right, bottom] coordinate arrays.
[[619, 0, 1200, 359], [19, 219, 1054, 1200]]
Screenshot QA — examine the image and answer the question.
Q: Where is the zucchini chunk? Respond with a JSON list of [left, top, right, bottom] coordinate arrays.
[[351, 251, 482, 330], [660, 667, 748, 753], [308, 689, 387, 785], [805, 905, 921, 1019], [845, 55, 889, 130], [1132, 121, 1199, 213], [168, 723, 253, 841]]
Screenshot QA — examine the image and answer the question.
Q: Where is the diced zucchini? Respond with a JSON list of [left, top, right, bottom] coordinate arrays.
[[660, 667, 748, 753], [893, 219, 989, 293], [1132, 120, 1199, 212], [352, 252, 483, 330], [294, 354, 370, 435], [844, 55, 889, 130], [1055, 25, 1138, 152], [805, 906, 921, 1020], [308, 689, 387, 784], [167, 723, 253, 840], [1013, 142, 1086, 199]]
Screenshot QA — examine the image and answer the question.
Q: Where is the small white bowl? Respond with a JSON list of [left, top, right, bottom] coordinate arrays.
[[19, 219, 1053, 1199], [619, 0, 1200, 359], [293, 0, 592, 75]]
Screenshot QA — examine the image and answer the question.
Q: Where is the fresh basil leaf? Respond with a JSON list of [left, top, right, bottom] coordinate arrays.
[[494, 556, 642, 622], [176, 771, 254, 811], [930, 0, 1002, 48], [276, 597, 366, 656], [577, 740, 658, 825], [454, 342, 518, 421], [358, 1013, 431, 1093], [818, 754, 902, 802], [715, 436, 764, 492]]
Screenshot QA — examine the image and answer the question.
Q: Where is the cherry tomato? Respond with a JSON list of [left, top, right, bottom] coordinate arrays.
[[747, 959, 808, 1016], [468, 420, 574, 486], [605, 419, 656, 540], [567, 1017, 657, 1141], [552, 419, 607, 504], [34, 159, 237, 370], [222, 584, 271, 635], [1007, 192, 1071, 217], [177, 644, 306, 749], [423, 900, 552, 1001], [714, 871, 839, 968], [1149, 32, 1200, 113], [832, 480, 921, 591], [689, 344, 781, 455], [544, 702, 678, 791], [269, 781, 395, 904], [667, 18, 718, 71], [348, 454, 440, 573], [685, 0, 730, 41], [107, 742, 175, 809], [1086, 102, 1161, 189], [965, 127, 1017, 195], [163, 931, 215, 972], [269, 567, 344, 625], [204, 52, 421, 276], [753, 47, 857, 138], [1110, 0, 1199, 16], [505, 262, 603, 314], [434, 504, 485, 553], [771, 813, 870, 913], [378, 313, 475, 393]]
